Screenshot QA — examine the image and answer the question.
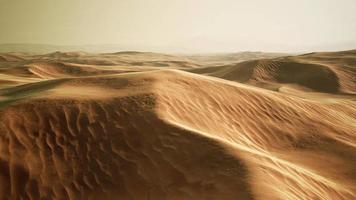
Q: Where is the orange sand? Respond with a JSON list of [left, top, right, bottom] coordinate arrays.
[[0, 50, 355, 199]]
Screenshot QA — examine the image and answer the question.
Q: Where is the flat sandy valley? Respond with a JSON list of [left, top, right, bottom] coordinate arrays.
[[0, 50, 355, 200]]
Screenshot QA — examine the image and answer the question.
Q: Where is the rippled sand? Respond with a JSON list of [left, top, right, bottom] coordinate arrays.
[[0, 50, 355, 199]]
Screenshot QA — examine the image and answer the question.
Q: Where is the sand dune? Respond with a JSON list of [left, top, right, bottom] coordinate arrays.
[[184, 52, 288, 66], [27, 62, 123, 79], [0, 50, 355, 199], [189, 51, 356, 95], [0, 53, 25, 62]]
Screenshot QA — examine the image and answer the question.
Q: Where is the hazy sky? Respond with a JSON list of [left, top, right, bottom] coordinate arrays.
[[0, 0, 355, 52]]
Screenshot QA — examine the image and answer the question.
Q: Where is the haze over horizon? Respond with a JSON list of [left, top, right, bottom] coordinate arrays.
[[0, 0, 356, 53]]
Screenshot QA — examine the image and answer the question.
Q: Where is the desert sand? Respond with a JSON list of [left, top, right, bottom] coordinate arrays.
[[0, 50, 355, 200]]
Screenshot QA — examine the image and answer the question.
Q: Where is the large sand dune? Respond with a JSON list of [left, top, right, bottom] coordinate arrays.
[[188, 51, 356, 95], [0, 50, 355, 199]]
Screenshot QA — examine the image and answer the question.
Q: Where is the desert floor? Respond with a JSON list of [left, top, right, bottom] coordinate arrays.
[[0, 50, 355, 200]]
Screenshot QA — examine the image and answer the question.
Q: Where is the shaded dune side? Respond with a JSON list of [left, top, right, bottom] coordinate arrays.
[[189, 52, 356, 94], [0, 74, 253, 200], [295, 51, 356, 94], [188, 59, 342, 93], [153, 70, 356, 200], [186, 60, 258, 83], [248, 60, 342, 93]]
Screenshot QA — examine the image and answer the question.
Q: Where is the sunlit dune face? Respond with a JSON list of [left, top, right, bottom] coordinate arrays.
[[0, 51, 355, 199]]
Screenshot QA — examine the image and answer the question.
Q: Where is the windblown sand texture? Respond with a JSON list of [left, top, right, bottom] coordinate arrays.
[[0, 50, 355, 200]]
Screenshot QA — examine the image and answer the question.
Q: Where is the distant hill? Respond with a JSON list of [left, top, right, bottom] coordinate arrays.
[[0, 43, 132, 54]]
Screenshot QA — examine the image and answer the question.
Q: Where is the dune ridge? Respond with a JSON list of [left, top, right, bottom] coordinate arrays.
[[0, 50, 355, 199]]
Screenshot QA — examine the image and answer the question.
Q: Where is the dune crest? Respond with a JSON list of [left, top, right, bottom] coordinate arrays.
[[0, 50, 355, 199]]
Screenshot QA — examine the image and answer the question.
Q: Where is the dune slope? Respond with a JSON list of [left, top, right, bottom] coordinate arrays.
[[0, 50, 355, 200], [188, 50, 356, 95]]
